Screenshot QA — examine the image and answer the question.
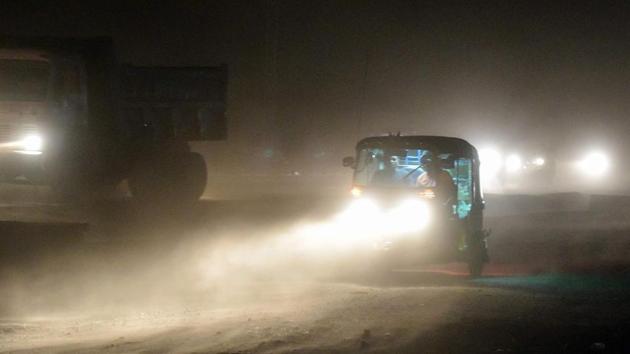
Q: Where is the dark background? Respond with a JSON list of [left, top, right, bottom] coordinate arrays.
[[0, 0, 629, 177]]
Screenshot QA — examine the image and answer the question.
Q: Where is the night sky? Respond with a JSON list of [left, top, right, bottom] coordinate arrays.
[[0, 1, 629, 174]]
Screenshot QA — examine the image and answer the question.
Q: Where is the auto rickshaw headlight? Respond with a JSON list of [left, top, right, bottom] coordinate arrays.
[[388, 198, 430, 232], [350, 186, 363, 197], [339, 197, 379, 221], [337, 197, 429, 235]]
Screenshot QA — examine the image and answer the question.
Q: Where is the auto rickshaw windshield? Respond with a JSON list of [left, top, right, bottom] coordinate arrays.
[[353, 147, 474, 219]]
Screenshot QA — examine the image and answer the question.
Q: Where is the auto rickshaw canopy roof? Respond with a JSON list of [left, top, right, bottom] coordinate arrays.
[[356, 135, 478, 159]]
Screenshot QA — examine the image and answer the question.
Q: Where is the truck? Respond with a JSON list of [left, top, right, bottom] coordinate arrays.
[[0, 37, 227, 206]]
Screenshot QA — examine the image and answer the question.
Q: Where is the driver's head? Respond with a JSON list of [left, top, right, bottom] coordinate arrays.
[[421, 152, 440, 173]]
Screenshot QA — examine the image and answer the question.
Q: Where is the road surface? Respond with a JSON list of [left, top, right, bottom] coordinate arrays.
[[2, 189, 630, 353]]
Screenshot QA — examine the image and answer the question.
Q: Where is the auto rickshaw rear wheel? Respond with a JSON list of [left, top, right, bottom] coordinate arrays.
[[467, 233, 488, 277]]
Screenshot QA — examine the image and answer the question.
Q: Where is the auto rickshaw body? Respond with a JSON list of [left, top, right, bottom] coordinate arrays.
[[343, 135, 488, 275]]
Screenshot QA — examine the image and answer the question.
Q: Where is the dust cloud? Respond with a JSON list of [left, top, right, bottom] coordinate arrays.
[[5, 191, 630, 352], [0, 196, 385, 321]]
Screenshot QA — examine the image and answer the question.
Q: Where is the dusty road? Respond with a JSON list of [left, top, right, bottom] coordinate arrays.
[[2, 190, 630, 353]]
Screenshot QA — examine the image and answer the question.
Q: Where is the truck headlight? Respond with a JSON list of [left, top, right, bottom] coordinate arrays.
[[20, 134, 43, 152]]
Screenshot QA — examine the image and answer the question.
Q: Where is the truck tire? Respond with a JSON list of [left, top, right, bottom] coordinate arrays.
[[128, 151, 207, 207], [177, 151, 208, 202]]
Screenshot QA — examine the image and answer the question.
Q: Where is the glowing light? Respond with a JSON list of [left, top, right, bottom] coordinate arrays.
[[350, 186, 363, 197], [505, 154, 522, 173], [338, 197, 430, 236], [336, 198, 380, 226], [478, 148, 502, 179], [418, 189, 435, 199], [294, 198, 381, 250], [577, 151, 610, 177], [290, 196, 433, 255], [532, 157, 545, 166], [386, 198, 430, 233], [14, 150, 42, 155], [19, 135, 43, 152]]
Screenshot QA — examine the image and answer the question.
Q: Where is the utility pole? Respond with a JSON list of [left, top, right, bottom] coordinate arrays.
[[356, 3, 376, 141], [356, 40, 371, 140], [264, 0, 280, 170]]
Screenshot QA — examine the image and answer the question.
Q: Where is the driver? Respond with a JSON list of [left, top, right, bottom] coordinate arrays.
[[416, 154, 456, 206]]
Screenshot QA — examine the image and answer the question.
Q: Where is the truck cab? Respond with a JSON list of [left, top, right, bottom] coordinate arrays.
[[0, 37, 227, 206], [0, 50, 53, 181]]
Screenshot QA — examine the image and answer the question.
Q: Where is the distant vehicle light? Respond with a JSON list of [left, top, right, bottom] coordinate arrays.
[[19, 134, 43, 152], [577, 151, 610, 177], [505, 154, 523, 173], [350, 186, 363, 197], [479, 147, 502, 177], [532, 157, 545, 166]]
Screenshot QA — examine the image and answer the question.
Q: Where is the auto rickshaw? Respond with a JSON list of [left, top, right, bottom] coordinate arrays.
[[342, 135, 488, 276]]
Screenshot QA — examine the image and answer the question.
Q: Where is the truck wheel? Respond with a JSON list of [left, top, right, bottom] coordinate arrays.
[[177, 151, 207, 202], [128, 151, 207, 207]]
